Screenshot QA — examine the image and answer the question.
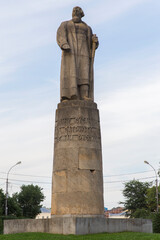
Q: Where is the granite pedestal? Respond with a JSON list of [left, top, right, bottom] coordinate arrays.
[[51, 100, 104, 216]]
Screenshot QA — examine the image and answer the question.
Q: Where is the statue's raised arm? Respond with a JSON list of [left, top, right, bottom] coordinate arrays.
[[57, 6, 99, 102]]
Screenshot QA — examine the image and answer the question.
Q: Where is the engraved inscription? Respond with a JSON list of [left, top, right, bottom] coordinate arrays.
[[56, 117, 98, 126], [55, 117, 100, 142]]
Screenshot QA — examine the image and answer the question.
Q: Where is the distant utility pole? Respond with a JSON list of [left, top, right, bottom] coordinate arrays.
[[144, 160, 158, 213], [5, 161, 21, 216]]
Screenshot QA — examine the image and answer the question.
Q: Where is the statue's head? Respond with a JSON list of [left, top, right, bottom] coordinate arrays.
[[72, 6, 84, 20]]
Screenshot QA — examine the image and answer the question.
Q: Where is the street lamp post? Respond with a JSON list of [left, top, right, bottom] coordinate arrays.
[[144, 160, 158, 213], [5, 161, 21, 216]]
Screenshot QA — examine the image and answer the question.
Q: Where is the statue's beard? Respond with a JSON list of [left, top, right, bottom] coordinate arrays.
[[72, 16, 81, 23]]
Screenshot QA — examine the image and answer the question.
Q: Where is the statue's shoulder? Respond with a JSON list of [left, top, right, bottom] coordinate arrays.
[[60, 20, 72, 27], [81, 21, 92, 31]]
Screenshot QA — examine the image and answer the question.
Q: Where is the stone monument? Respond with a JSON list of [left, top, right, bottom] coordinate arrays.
[[3, 7, 153, 235], [51, 6, 104, 218]]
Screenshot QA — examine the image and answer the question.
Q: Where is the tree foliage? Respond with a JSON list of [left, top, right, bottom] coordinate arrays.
[[0, 185, 45, 218], [0, 188, 21, 217], [146, 186, 160, 212], [0, 189, 5, 215], [7, 193, 23, 217], [132, 208, 152, 219], [153, 213, 160, 233], [18, 184, 45, 218], [121, 180, 150, 215]]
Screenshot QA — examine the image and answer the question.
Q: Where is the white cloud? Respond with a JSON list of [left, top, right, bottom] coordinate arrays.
[[0, 115, 53, 159], [0, 15, 54, 63], [0, 0, 76, 20], [96, 43, 160, 87], [0, 63, 20, 82], [100, 79, 160, 144], [87, 0, 150, 25], [0, 108, 14, 114]]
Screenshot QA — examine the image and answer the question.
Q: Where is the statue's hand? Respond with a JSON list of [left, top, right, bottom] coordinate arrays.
[[92, 34, 98, 43], [61, 43, 70, 51]]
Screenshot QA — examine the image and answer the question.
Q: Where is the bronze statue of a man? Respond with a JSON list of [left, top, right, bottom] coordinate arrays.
[[57, 6, 99, 102]]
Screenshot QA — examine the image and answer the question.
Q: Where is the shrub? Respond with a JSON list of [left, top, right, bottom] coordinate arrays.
[[153, 213, 160, 233], [132, 208, 151, 219], [0, 218, 2, 234]]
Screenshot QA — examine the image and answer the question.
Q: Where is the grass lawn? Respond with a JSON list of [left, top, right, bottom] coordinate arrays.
[[0, 232, 160, 240]]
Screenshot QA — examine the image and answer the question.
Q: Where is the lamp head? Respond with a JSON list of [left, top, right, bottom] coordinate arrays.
[[16, 161, 21, 165], [144, 160, 149, 165]]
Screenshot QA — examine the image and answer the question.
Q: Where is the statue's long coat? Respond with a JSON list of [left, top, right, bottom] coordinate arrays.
[[57, 20, 93, 100]]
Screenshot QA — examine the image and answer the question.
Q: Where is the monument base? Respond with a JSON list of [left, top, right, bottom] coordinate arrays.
[[51, 100, 104, 216], [4, 216, 152, 234]]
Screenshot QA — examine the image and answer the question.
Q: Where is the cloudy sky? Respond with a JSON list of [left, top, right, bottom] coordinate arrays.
[[0, 0, 160, 210]]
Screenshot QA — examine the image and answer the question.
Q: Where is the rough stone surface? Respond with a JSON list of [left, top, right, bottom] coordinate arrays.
[[51, 100, 104, 216], [4, 217, 153, 235]]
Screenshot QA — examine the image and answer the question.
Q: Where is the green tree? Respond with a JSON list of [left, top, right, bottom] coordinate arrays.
[[18, 184, 45, 218], [132, 208, 151, 219], [153, 213, 160, 233], [7, 193, 22, 217], [121, 180, 150, 216], [0, 189, 5, 215], [146, 186, 160, 212]]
